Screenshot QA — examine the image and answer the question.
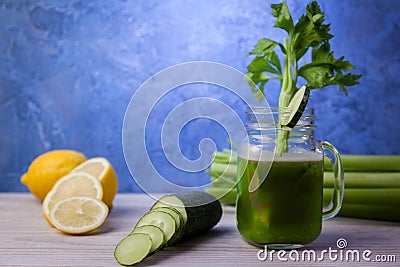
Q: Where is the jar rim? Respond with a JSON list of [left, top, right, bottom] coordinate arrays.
[[246, 106, 315, 115], [245, 105, 316, 130]]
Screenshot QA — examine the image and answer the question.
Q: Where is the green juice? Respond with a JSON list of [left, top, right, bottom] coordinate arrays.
[[236, 154, 324, 246]]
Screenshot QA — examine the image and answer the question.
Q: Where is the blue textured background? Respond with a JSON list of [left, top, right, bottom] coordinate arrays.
[[1, 0, 399, 193]]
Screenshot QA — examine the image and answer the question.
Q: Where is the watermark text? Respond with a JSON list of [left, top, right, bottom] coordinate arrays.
[[257, 238, 396, 263]]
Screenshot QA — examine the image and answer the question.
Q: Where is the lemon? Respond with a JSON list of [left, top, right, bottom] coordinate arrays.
[[42, 172, 103, 226], [71, 157, 118, 209], [49, 196, 109, 234], [21, 150, 87, 200]]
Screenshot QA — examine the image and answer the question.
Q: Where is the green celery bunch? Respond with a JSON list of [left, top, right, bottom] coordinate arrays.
[[247, 1, 361, 103], [246, 1, 361, 154]]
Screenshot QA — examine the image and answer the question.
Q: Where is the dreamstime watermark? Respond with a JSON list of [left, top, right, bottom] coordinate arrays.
[[257, 238, 397, 263]]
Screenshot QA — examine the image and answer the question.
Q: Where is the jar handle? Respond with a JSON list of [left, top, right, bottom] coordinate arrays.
[[321, 141, 344, 220]]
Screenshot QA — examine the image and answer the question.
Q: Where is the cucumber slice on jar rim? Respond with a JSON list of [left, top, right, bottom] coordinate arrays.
[[280, 85, 310, 128]]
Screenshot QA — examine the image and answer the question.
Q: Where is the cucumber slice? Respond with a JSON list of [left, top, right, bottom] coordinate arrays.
[[151, 195, 188, 224], [114, 233, 152, 266], [280, 84, 310, 128], [135, 210, 176, 243], [152, 207, 184, 244], [152, 207, 182, 231], [132, 225, 164, 253]]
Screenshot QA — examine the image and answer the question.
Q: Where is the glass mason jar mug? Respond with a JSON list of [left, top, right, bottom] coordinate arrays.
[[236, 107, 344, 249]]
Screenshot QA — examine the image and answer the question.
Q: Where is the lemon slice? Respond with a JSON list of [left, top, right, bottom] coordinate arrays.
[[49, 196, 109, 234], [71, 157, 118, 209], [42, 172, 103, 225]]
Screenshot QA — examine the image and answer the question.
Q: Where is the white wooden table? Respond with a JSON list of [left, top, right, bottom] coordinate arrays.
[[0, 193, 399, 266]]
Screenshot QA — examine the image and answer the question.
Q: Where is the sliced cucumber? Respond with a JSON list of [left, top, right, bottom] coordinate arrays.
[[114, 191, 223, 265], [132, 225, 164, 253], [280, 84, 310, 128], [151, 195, 188, 224], [135, 210, 176, 243], [152, 191, 222, 240], [114, 233, 152, 266], [152, 207, 184, 244], [151, 207, 182, 231]]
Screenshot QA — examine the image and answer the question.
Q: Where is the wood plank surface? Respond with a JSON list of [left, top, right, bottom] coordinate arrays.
[[0, 193, 399, 266]]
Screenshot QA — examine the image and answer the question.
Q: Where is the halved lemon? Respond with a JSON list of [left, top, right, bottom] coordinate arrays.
[[71, 157, 118, 209], [49, 196, 109, 234], [42, 172, 103, 225], [20, 150, 87, 200]]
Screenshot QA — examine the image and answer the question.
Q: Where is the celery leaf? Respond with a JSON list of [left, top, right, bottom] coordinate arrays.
[[298, 42, 361, 92], [271, 2, 294, 34]]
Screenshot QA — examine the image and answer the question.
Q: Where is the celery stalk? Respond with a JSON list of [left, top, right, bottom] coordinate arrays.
[[323, 188, 400, 206], [324, 155, 400, 172], [213, 150, 238, 164], [324, 172, 400, 188], [206, 150, 238, 205], [207, 162, 237, 178], [206, 169, 234, 180], [337, 204, 400, 222], [210, 176, 236, 188], [205, 188, 237, 205]]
